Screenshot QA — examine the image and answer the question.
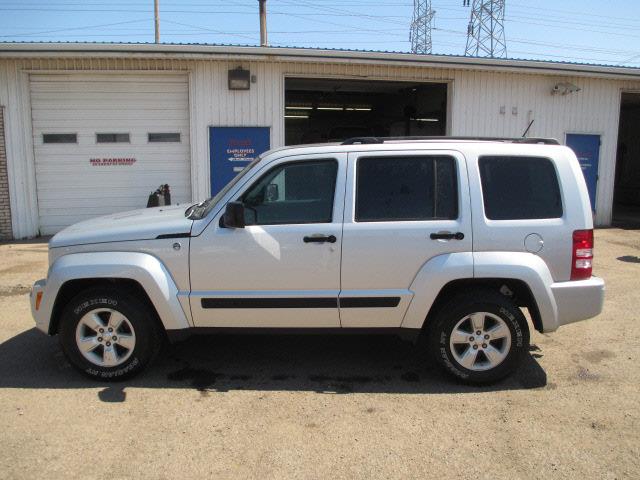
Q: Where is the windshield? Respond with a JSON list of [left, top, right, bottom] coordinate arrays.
[[186, 157, 261, 220]]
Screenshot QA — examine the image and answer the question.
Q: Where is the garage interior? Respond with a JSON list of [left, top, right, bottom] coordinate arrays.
[[613, 92, 640, 227], [284, 78, 448, 145]]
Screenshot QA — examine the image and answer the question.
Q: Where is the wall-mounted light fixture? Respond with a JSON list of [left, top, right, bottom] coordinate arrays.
[[228, 67, 251, 90], [552, 82, 581, 95]]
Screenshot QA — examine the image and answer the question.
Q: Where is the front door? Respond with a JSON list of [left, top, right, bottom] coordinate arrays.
[[566, 133, 600, 212], [339, 150, 472, 327], [190, 153, 346, 328]]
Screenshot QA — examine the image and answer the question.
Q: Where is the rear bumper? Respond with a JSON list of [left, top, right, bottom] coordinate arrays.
[[550, 276, 605, 329]]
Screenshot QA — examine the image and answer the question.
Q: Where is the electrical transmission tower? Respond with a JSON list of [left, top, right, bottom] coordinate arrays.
[[410, 0, 435, 54], [464, 0, 507, 58]]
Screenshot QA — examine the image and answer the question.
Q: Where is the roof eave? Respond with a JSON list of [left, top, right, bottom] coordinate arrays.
[[1, 42, 639, 80]]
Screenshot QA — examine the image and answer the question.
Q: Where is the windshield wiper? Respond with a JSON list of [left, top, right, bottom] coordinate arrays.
[[185, 199, 210, 219]]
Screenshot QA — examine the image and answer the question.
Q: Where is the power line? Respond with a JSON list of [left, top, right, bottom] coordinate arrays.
[[0, 18, 149, 38]]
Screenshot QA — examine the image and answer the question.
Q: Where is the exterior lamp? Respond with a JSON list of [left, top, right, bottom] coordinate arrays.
[[228, 67, 251, 90]]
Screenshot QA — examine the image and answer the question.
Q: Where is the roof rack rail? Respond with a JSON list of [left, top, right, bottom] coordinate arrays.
[[341, 136, 560, 145]]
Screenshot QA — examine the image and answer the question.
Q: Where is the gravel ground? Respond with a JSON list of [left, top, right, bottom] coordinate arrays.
[[0, 229, 638, 479]]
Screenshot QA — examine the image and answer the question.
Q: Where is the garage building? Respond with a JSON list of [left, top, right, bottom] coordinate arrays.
[[0, 43, 639, 238]]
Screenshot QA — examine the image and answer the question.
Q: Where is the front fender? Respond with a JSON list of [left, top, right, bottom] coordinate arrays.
[[35, 252, 192, 334]]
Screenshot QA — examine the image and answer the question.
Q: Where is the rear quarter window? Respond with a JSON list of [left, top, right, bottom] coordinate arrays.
[[479, 156, 563, 220]]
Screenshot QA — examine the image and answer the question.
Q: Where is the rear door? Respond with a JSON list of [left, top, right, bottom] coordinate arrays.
[[339, 150, 472, 327]]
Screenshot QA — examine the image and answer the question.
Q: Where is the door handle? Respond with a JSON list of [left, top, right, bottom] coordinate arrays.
[[303, 235, 337, 244], [430, 232, 465, 241]]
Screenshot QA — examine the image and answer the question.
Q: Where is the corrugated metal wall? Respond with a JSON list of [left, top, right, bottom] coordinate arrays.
[[1, 55, 640, 237]]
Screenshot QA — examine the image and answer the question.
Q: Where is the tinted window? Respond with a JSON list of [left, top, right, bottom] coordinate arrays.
[[355, 156, 458, 222], [148, 133, 181, 142], [43, 133, 76, 144], [97, 133, 130, 143], [241, 160, 338, 225], [479, 156, 563, 220]]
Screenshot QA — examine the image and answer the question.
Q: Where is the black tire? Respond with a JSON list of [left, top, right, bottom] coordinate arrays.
[[58, 287, 163, 381], [427, 289, 530, 384]]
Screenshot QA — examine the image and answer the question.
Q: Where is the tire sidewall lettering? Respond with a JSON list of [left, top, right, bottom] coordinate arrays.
[[73, 297, 118, 315], [85, 357, 140, 379]]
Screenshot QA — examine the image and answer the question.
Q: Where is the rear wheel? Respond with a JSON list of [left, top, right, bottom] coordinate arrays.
[[59, 287, 163, 380], [428, 289, 530, 384]]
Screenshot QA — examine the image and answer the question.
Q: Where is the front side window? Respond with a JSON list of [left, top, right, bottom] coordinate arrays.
[[355, 156, 458, 222], [241, 160, 338, 225], [479, 156, 563, 220]]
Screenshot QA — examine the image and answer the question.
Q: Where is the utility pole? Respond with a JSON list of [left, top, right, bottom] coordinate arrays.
[[464, 0, 507, 58], [410, 0, 435, 54], [259, 0, 268, 47], [154, 0, 160, 44]]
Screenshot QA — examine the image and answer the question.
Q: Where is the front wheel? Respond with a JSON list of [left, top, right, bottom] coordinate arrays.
[[428, 290, 530, 384], [58, 287, 163, 380]]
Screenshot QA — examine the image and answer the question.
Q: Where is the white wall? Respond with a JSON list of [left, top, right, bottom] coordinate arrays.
[[0, 60, 38, 238], [2, 55, 640, 237]]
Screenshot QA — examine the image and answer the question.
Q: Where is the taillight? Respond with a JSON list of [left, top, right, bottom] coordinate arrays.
[[571, 229, 593, 280]]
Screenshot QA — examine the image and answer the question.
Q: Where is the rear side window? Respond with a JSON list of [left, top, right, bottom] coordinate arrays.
[[479, 156, 563, 220], [356, 156, 458, 222]]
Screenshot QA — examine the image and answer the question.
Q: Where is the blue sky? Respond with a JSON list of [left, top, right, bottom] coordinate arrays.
[[0, 0, 639, 67]]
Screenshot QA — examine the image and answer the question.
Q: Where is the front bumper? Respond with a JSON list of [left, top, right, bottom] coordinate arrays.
[[551, 276, 605, 328], [30, 279, 50, 334]]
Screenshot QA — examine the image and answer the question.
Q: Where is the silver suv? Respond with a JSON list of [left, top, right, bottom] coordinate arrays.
[[30, 137, 605, 384]]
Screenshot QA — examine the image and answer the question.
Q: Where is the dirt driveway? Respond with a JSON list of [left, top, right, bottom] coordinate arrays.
[[0, 230, 638, 479]]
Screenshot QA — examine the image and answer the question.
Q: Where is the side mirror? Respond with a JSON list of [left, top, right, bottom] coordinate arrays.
[[222, 201, 245, 228]]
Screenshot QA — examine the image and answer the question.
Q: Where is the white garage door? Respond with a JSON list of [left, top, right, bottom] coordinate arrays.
[[30, 73, 191, 234]]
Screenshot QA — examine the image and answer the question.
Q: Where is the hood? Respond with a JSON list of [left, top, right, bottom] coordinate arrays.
[[50, 204, 194, 248]]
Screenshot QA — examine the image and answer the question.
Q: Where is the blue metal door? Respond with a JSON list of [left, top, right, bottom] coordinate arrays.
[[209, 127, 270, 196], [566, 133, 600, 212]]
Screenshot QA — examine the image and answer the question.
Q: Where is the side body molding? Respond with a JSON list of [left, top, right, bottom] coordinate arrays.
[[401, 252, 474, 329], [38, 252, 192, 333]]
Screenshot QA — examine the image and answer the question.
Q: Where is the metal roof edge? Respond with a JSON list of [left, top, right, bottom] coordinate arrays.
[[1, 42, 639, 80]]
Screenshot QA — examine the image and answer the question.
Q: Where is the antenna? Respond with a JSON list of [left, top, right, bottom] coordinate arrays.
[[410, 0, 435, 54], [464, 0, 507, 58]]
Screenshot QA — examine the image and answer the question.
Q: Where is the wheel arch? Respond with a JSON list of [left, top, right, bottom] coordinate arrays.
[[421, 278, 543, 333], [39, 251, 192, 336], [401, 251, 558, 332], [49, 278, 164, 336]]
